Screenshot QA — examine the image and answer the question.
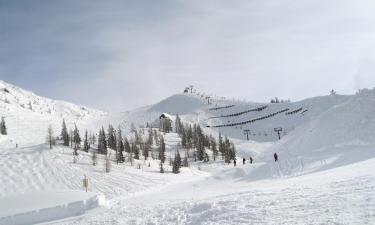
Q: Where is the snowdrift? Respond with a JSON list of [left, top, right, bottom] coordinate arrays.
[[0, 191, 104, 225]]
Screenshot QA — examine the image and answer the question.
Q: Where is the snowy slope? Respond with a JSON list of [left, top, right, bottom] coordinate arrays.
[[1, 80, 375, 224], [0, 80, 108, 146]]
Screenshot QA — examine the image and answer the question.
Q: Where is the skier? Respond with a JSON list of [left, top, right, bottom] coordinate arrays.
[[250, 156, 253, 164], [274, 153, 278, 162], [243, 158, 246, 165], [234, 159, 237, 167]]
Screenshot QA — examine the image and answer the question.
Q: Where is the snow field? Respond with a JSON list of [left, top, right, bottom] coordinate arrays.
[[1, 80, 375, 224]]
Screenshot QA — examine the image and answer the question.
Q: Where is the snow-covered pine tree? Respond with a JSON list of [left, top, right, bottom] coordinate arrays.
[[98, 127, 107, 155], [196, 125, 206, 161], [107, 125, 116, 150], [147, 126, 153, 145], [124, 137, 131, 153], [116, 127, 124, 163], [132, 142, 140, 160], [118, 138, 125, 163], [181, 127, 187, 147], [0, 117, 7, 135], [90, 134, 96, 145], [229, 142, 236, 161], [223, 137, 234, 163], [83, 129, 90, 152], [218, 132, 224, 159], [61, 119, 69, 146], [69, 129, 73, 148], [73, 124, 81, 151], [158, 136, 166, 163], [211, 135, 218, 161], [175, 114, 183, 135], [172, 151, 182, 174], [144, 141, 150, 160]]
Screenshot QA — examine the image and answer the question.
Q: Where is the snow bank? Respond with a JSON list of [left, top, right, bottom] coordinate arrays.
[[0, 191, 104, 225]]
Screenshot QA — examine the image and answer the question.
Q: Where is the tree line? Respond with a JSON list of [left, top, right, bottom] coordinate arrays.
[[47, 116, 237, 175]]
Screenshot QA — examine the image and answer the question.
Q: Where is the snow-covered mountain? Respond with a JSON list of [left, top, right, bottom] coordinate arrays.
[[0, 80, 107, 146], [2, 79, 375, 172], [1, 80, 375, 224]]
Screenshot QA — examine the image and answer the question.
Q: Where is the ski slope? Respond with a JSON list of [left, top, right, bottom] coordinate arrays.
[[1, 80, 375, 224]]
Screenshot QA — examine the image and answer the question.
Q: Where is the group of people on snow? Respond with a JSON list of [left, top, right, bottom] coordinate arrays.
[[233, 153, 278, 167]]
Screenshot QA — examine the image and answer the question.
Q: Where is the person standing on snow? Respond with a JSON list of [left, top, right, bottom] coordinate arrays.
[[234, 159, 237, 167], [250, 157, 253, 164], [243, 158, 246, 165], [274, 153, 278, 162]]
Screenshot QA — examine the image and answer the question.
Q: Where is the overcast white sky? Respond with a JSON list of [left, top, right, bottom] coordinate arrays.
[[1, 0, 375, 111]]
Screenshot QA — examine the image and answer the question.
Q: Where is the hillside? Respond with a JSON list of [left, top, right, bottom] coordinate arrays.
[[0, 80, 108, 146], [0, 81, 374, 224]]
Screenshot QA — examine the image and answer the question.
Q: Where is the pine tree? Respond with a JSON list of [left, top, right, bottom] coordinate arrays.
[[229, 142, 236, 161], [159, 136, 166, 163], [172, 151, 182, 174], [211, 136, 218, 161], [132, 142, 140, 160], [218, 132, 224, 159], [223, 137, 236, 163], [175, 114, 183, 135], [124, 138, 131, 153], [144, 141, 151, 160], [0, 117, 7, 135], [69, 129, 73, 148], [60, 119, 69, 146], [107, 125, 116, 150], [98, 127, 107, 155], [181, 127, 187, 147], [196, 125, 206, 161], [83, 130, 90, 152], [73, 124, 81, 151], [117, 127, 124, 163], [148, 127, 153, 145], [91, 134, 96, 145], [118, 138, 125, 163]]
